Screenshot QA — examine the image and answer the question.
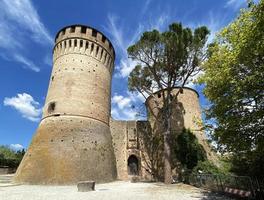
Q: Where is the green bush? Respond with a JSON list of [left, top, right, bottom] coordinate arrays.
[[0, 145, 25, 168], [192, 160, 221, 175], [173, 128, 207, 170], [171, 128, 232, 181]]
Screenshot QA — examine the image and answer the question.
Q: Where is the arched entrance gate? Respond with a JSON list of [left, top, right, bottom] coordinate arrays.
[[127, 155, 139, 175]]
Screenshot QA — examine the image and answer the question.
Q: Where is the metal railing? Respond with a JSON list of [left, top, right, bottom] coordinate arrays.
[[186, 174, 264, 199]]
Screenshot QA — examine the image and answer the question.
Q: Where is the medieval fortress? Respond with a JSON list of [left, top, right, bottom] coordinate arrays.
[[14, 25, 214, 184]]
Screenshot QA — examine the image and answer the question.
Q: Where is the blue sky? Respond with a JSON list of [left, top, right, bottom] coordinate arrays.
[[0, 0, 247, 151]]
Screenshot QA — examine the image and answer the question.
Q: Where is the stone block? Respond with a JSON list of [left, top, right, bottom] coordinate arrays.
[[131, 176, 140, 183], [77, 181, 95, 192]]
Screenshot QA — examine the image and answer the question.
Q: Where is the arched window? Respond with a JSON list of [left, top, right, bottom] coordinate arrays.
[[48, 102, 56, 113]]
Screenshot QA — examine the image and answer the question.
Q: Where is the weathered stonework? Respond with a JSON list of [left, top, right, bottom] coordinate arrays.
[[14, 24, 216, 184], [110, 88, 218, 182], [146, 88, 217, 162], [14, 25, 117, 184]]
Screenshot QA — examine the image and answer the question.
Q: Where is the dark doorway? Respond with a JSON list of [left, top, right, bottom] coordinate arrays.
[[128, 155, 139, 175]]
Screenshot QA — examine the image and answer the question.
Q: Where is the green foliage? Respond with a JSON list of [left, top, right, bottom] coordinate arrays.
[[199, 0, 264, 177], [0, 145, 25, 168], [172, 128, 206, 170], [218, 157, 232, 175], [171, 129, 230, 179], [230, 147, 264, 178], [192, 161, 223, 175], [128, 22, 210, 95]]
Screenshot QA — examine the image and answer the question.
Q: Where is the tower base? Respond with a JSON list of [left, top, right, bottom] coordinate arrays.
[[14, 115, 117, 184]]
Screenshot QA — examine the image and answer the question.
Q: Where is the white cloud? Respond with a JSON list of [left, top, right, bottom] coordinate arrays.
[[206, 11, 226, 43], [105, 10, 170, 78], [111, 104, 138, 121], [111, 108, 121, 119], [112, 95, 132, 110], [43, 53, 52, 67], [0, 0, 52, 72], [141, 0, 152, 16], [225, 0, 246, 10], [117, 58, 138, 78], [13, 54, 40, 72], [4, 93, 42, 122], [105, 15, 141, 78], [106, 14, 126, 55], [149, 13, 170, 31], [9, 144, 24, 151], [111, 91, 146, 120], [0, 22, 22, 49], [1, 0, 52, 45]]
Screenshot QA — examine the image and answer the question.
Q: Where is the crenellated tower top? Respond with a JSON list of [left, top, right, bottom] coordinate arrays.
[[53, 24, 115, 73]]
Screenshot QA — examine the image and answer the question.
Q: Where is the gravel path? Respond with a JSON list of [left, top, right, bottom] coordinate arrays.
[[0, 175, 234, 200]]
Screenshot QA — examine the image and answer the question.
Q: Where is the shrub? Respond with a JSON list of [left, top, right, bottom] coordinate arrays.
[[0, 145, 25, 168]]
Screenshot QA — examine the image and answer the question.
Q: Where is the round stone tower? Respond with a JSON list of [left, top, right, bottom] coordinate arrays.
[[146, 87, 218, 162], [14, 25, 117, 184], [146, 87, 202, 133]]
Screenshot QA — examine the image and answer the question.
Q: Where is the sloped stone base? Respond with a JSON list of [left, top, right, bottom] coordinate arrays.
[[14, 116, 117, 184]]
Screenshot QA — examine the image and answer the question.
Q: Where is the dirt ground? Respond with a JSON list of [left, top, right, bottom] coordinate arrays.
[[0, 174, 235, 200]]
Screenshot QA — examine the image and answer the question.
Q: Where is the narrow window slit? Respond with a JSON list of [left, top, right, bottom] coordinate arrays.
[[104, 54, 107, 63], [100, 50, 104, 59], [96, 46, 99, 57], [91, 43, 94, 53]]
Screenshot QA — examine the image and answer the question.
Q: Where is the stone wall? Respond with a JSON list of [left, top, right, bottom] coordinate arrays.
[[110, 119, 160, 182], [110, 119, 128, 180], [110, 87, 218, 183]]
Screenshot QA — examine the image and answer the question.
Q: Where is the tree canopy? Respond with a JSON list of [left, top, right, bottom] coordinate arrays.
[[0, 145, 25, 168], [199, 1, 264, 177], [128, 23, 209, 96]]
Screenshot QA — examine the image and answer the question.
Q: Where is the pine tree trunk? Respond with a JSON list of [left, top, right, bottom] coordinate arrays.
[[164, 131, 172, 184], [164, 92, 172, 184]]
